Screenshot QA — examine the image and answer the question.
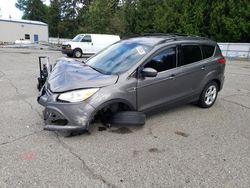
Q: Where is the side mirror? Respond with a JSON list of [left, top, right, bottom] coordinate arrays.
[[141, 67, 158, 77]]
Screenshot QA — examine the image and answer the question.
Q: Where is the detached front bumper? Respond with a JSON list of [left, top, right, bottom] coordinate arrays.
[[38, 88, 96, 132]]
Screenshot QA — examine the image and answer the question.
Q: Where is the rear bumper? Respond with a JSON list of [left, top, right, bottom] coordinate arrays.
[[38, 89, 96, 132], [219, 75, 225, 91]]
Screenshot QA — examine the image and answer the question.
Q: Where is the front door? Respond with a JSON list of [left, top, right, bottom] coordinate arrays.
[[80, 35, 94, 55], [137, 46, 184, 111]]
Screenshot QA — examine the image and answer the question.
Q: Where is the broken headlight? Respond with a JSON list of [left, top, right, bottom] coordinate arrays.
[[58, 88, 99, 102]]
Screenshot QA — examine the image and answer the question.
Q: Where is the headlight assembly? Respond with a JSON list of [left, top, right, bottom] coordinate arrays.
[[58, 88, 99, 102]]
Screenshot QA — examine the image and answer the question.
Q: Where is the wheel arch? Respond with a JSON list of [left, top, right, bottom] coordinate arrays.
[[200, 70, 223, 92], [211, 79, 221, 91], [87, 99, 136, 128], [94, 99, 135, 112]]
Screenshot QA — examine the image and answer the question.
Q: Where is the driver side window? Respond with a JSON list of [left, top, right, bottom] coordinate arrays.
[[81, 35, 92, 43], [145, 47, 177, 72]]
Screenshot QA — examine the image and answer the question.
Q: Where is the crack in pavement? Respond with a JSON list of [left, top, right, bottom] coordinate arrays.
[[222, 98, 250, 110], [0, 70, 7, 81], [1, 70, 43, 119], [0, 70, 5, 79], [54, 133, 118, 188], [222, 94, 250, 110], [0, 130, 42, 146], [227, 72, 250, 77]]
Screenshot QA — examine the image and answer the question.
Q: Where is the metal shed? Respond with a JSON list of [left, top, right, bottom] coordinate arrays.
[[0, 18, 48, 43]]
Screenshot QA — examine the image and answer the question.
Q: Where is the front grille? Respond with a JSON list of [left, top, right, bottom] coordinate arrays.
[[44, 109, 68, 126]]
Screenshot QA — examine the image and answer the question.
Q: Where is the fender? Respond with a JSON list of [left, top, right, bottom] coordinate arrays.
[[198, 70, 222, 93]]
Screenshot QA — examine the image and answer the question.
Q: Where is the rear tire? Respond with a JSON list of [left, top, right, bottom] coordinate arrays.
[[199, 81, 218, 108]]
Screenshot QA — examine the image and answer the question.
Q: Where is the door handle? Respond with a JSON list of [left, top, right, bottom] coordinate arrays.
[[201, 66, 206, 70]]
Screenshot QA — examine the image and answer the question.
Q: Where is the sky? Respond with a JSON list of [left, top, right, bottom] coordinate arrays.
[[0, 0, 50, 19]]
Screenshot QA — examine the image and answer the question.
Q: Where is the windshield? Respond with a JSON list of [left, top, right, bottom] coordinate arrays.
[[86, 41, 152, 75], [72, 35, 83, 42]]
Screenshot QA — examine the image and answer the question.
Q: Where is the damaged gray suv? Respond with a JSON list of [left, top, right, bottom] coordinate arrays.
[[37, 34, 225, 133]]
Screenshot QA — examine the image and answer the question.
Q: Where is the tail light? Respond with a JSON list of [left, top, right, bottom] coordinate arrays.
[[217, 57, 226, 64]]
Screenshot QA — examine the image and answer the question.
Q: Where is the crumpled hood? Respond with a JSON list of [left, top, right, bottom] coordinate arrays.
[[47, 59, 118, 93]]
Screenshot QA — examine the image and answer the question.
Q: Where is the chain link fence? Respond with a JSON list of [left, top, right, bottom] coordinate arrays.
[[218, 43, 250, 60]]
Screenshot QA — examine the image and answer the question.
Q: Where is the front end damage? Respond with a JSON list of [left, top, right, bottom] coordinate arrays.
[[38, 85, 96, 132], [37, 57, 98, 132], [37, 56, 144, 133]]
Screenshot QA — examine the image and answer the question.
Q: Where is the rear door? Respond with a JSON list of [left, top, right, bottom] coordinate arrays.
[[177, 44, 208, 96]]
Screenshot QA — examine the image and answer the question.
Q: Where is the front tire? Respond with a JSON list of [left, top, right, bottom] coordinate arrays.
[[73, 48, 82, 58], [199, 81, 218, 108]]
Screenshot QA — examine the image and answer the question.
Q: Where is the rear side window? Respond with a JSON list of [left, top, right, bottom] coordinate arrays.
[[181, 45, 202, 66], [145, 47, 176, 72], [81, 35, 92, 43], [202, 45, 215, 59]]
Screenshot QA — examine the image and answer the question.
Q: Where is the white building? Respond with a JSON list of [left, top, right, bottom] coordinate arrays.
[[0, 18, 48, 43]]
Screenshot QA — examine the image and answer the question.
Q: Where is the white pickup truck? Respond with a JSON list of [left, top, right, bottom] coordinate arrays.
[[62, 34, 120, 58]]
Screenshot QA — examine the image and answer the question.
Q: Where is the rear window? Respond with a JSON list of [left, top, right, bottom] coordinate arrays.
[[181, 45, 202, 65], [202, 45, 215, 59]]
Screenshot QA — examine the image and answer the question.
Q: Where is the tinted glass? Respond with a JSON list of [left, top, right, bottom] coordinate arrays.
[[181, 45, 202, 65], [202, 45, 215, 59], [81, 35, 92, 42], [25, 34, 30, 39], [145, 47, 176, 72], [72, 35, 83, 42], [86, 41, 152, 75]]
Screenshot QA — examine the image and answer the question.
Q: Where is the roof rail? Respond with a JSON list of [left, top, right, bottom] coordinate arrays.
[[123, 33, 189, 39], [155, 34, 210, 46], [143, 33, 189, 37]]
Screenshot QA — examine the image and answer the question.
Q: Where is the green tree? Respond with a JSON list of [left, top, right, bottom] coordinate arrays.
[[48, 0, 61, 37], [59, 0, 86, 38], [209, 0, 250, 42], [15, 0, 250, 41], [115, 0, 138, 36], [16, 0, 49, 23], [81, 0, 123, 34]]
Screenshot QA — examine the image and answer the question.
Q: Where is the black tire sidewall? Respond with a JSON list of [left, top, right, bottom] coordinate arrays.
[[199, 81, 218, 108], [67, 53, 73, 57], [73, 49, 82, 58]]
